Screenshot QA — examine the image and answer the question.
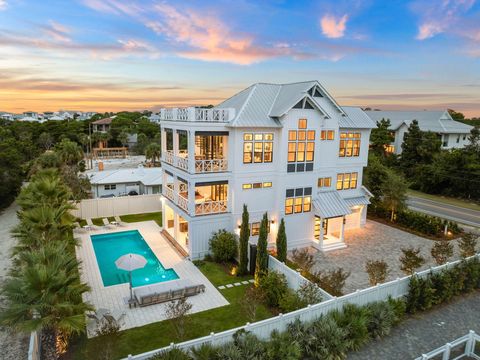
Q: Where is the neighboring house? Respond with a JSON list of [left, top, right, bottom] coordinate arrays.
[[92, 116, 114, 133], [88, 167, 162, 198], [149, 113, 161, 122], [365, 110, 473, 154], [0, 112, 14, 121], [158, 80, 376, 260]]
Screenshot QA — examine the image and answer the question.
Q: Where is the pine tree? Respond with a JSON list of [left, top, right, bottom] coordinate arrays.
[[276, 218, 287, 262], [370, 118, 394, 157], [238, 204, 250, 275], [255, 212, 269, 285]]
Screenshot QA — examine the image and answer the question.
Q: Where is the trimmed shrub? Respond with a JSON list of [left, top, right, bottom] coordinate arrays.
[[399, 247, 425, 275], [365, 259, 389, 285], [310, 268, 351, 296], [291, 248, 315, 273], [431, 239, 454, 265], [458, 233, 478, 258], [297, 282, 323, 305], [276, 218, 287, 263], [254, 213, 269, 284], [258, 270, 289, 308], [238, 205, 250, 275], [209, 229, 237, 263]]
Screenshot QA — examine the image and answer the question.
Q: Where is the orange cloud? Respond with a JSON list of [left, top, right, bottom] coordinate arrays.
[[320, 14, 348, 39]]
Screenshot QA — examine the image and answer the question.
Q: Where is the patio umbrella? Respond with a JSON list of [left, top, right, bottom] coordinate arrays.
[[115, 253, 147, 301]]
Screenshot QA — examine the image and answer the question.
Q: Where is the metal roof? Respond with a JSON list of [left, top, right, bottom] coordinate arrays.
[[215, 81, 359, 128], [340, 107, 377, 129], [344, 196, 370, 207], [364, 110, 472, 133], [89, 168, 162, 186], [312, 190, 352, 219]]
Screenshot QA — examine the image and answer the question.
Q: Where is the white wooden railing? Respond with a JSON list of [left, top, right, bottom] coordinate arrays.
[[268, 256, 333, 300], [158, 107, 235, 122], [163, 150, 174, 165], [28, 331, 41, 360], [124, 254, 480, 360], [163, 186, 174, 201], [416, 330, 480, 360], [195, 158, 228, 173], [177, 194, 188, 212], [176, 156, 189, 171], [195, 200, 228, 215]]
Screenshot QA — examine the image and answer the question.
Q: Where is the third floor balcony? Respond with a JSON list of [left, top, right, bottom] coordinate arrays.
[[161, 130, 229, 174]]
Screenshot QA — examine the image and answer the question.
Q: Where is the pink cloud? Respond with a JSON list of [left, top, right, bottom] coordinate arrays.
[[320, 14, 348, 39], [42, 20, 71, 43]]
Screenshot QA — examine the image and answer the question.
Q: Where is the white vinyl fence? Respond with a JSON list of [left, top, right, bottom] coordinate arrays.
[[71, 194, 162, 219], [125, 254, 480, 360], [415, 330, 480, 360], [27, 331, 41, 360], [268, 256, 333, 300]]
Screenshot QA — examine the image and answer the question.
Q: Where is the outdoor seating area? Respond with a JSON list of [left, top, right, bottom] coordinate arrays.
[[134, 279, 205, 307]]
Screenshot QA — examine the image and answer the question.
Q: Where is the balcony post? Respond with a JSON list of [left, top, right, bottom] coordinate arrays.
[[173, 129, 179, 160], [160, 128, 167, 159], [188, 181, 195, 216], [188, 130, 195, 174], [188, 107, 196, 122]]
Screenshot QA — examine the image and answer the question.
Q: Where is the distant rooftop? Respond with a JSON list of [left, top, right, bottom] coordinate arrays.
[[88, 167, 162, 186]]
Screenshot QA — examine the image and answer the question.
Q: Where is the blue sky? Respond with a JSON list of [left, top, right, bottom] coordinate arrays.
[[1, 0, 479, 116]]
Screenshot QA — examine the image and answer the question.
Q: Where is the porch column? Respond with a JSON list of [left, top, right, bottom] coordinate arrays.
[[319, 217, 325, 249], [173, 129, 179, 158], [187, 181, 195, 216], [340, 215, 346, 243], [161, 128, 167, 157], [173, 213, 179, 243], [188, 130, 195, 174]]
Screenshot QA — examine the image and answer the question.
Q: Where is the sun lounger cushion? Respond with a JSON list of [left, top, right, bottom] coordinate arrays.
[[134, 279, 205, 306]]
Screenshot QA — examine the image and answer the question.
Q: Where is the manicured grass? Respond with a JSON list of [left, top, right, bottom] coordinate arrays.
[[67, 262, 271, 359], [408, 189, 480, 211], [120, 212, 162, 227], [195, 260, 253, 287]]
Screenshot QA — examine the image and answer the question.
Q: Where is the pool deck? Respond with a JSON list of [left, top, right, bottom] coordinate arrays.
[[74, 220, 229, 337]]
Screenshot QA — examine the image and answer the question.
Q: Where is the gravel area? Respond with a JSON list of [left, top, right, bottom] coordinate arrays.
[[310, 221, 461, 294], [348, 290, 480, 359], [0, 202, 29, 360]]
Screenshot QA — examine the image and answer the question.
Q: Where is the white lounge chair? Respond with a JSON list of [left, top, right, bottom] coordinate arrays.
[[114, 216, 127, 226], [85, 219, 99, 231], [102, 218, 115, 229]]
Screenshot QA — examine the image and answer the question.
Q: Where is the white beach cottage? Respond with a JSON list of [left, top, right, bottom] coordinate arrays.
[[157, 81, 376, 260]]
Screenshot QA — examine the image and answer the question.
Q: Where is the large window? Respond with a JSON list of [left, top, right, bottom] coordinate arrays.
[[104, 184, 116, 190], [287, 119, 315, 173], [251, 221, 271, 236], [285, 187, 312, 215], [243, 133, 273, 164], [242, 182, 272, 190], [339, 132, 361, 157], [336, 172, 358, 190], [321, 130, 335, 140]]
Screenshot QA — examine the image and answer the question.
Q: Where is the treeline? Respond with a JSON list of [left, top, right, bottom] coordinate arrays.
[[0, 111, 160, 210]]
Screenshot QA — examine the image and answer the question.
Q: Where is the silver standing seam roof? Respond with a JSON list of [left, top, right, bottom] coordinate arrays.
[[216, 81, 376, 129], [364, 110, 473, 134], [312, 191, 352, 219]]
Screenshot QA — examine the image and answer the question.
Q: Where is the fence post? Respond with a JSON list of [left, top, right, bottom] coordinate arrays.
[[128, 355, 132, 360], [442, 343, 451, 360], [466, 330, 476, 355]]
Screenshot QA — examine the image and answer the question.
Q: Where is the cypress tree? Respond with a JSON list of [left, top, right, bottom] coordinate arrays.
[[276, 218, 287, 262], [238, 204, 250, 275], [255, 212, 269, 285]]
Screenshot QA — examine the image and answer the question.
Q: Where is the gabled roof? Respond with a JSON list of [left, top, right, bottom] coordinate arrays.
[[364, 110, 473, 134], [216, 81, 351, 128], [92, 117, 114, 125], [340, 107, 377, 129]]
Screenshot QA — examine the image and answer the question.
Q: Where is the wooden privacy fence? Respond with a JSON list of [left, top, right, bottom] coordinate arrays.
[[71, 194, 162, 219], [125, 254, 480, 360]]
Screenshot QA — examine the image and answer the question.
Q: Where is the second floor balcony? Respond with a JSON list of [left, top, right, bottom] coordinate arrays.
[[162, 131, 229, 174]]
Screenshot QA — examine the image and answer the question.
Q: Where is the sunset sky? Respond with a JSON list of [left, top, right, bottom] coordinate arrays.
[[1, 0, 480, 116]]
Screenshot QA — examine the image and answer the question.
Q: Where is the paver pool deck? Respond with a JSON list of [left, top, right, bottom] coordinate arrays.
[[309, 221, 461, 294], [75, 220, 228, 337]]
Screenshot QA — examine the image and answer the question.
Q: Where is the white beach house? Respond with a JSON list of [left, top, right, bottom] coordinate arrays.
[[157, 81, 376, 260], [365, 110, 473, 154]]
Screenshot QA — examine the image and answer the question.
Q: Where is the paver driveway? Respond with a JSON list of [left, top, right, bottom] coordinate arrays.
[[309, 221, 461, 294]]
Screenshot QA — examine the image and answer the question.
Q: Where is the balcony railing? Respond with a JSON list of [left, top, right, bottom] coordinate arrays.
[[164, 186, 174, 201], [177, 156, 189, 171], [195, 200, 228, 215], [195, 158, 228, 173], [164, 151, 174, 165], [156, 107, 235, 123], [177, 194, 189, 212]]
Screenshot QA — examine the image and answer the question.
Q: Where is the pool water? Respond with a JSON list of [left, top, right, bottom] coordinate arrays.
[[91, 230, 179, 287]]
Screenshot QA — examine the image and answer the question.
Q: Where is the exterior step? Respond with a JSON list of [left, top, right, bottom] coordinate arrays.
[[161, 230, 189, 258]]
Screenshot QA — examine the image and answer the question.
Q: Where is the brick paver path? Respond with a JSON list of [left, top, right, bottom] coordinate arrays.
[[310, 221, 461, 294], [348, 291, 480, 359]]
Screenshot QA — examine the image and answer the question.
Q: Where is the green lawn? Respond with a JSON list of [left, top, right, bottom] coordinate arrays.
[[408, 189, 480, 211], [195, 260, 253, 287], [67, 262, 269, 359], [120, 212, 162, 227]]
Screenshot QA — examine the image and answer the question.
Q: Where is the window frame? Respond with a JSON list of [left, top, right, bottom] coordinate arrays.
[[339, 132, 361, 157], [243, 132, 274, 164], [336, 172, 358, 190]]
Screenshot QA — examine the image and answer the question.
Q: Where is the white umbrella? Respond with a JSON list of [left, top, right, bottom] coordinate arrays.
[[115, 253, 147, 301]]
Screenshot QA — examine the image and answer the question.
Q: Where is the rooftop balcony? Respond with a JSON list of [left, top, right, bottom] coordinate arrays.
[[155, 107, 235, 123]]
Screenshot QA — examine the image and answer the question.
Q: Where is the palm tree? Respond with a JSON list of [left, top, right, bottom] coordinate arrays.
[[55, 139, 84, 166], [118, 130, 130, 148], [1, 243, 92, 359], [145, 143, 161, 165]]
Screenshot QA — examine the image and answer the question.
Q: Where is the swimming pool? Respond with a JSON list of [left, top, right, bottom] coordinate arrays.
[[90, 230, 179, 287]]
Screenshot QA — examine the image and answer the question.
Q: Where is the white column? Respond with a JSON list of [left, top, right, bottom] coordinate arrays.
[[161, 128, 167, 157], [340, 216, 346, 243], [173, 130, 179, 157], [188, 130, 195, 174], [187, 181, 195, 216], [319, 217, 324, 249]]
